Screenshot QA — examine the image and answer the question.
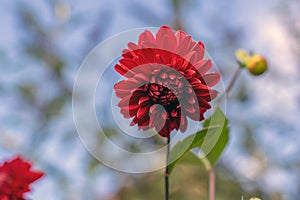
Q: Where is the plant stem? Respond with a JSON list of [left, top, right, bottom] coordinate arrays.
[[226, 67, 242, 95], [209, 169, 215, 200], [165, 135, 170, 200], [208, 66, 242, 199], [217, 67, 242, 104]]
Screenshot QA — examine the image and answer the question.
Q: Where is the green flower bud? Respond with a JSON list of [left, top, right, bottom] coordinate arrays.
[[246, 54, 267, 76]]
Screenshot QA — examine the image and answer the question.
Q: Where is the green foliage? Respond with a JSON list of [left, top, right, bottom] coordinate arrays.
[[169, 107, 229, 172], [202, 107, 229, 167], [114, 164, 264, 200], [168, 127, 216, 173]]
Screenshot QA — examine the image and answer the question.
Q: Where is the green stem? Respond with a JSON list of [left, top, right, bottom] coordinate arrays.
[[165, 135, 170, 200]]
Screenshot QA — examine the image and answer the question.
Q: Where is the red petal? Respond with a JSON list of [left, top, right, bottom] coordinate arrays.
[[176, 31, 192, 56], [154, 53, 165, 64], [138, 30, 155, 44], [138, 96, 150, 104], [197, 97, 211, 109], [114, 81, 131, 98], [175, 30, 187, 45], [185, 69, 196, 79], [120, 58, 138, 69], [115, 64, 134, 77], [170, 109, 178, 117], [127, 104, 140, 117], [202, 73, 220, 87], [128, 104, 140, 111], [149, 104, 159, 115], [195, 59, 212, 75], [156, 26, 177, 51], [184, 51, 197, 65], [191, 41, 205, 60], [158, 122, 171, 137], [193, 83, 210, 91], [136, 104, 150, 119], [134, 73, 149, 82], [184, 104, 202, 121], [162, 34, 177, 52], [200, 90, 219, 101], [128, 42, 139, 51], [117, 96, 130, 107], [169, 118, 179, 130], [122, 49, 133, 58], [139, 41, 158, 49], [138, 115, 150, 127], [120, 108, 132, 118], [130, 118, 137, 126], [185, 105, 196, 114], [179, 115, 188, 132], [188, 96, 196, 104], [193, 86, 211, 97], [189, 78, 202, 87]]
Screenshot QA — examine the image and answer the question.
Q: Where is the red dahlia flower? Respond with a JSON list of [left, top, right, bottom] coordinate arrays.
[[0, 156, 44, 200], [114, 26, 220, 137]]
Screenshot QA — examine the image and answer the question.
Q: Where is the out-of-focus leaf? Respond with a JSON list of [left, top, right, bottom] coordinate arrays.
[[169, 107, 229, 172], [18, 85, 36, 103], [44, 92, 70, 119]]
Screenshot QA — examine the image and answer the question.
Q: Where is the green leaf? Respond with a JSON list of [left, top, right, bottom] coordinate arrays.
[[177, 151, 203, 167], [168, 126, 219, 173], [202, 107, 229, 167], [168, 107, 229, 172]]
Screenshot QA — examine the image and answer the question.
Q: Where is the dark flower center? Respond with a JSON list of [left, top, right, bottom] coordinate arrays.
[[144, 83, 177, 106], [144, 70, 184, 108]]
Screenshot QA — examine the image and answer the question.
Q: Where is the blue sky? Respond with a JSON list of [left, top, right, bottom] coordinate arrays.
[[0, 0, 299, 199]]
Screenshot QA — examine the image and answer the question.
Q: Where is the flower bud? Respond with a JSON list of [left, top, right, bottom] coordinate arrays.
[[246, 54, 267, 76], [235, 49, 249, 67]]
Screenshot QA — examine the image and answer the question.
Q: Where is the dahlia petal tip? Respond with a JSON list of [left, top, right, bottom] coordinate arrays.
[[127, 42, 138, 51], [160, 25, 172, 30], [203, 73, 221, 87], [156, 26, 177, 50], [138, 30, 155, 45]]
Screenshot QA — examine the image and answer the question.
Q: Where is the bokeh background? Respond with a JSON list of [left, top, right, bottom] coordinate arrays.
[[0, 0, 300, 199]]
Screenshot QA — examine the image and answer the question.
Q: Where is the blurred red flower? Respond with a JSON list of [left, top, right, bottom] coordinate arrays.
[[0, 156, 44, 200], [114, 26, 220, 137]]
